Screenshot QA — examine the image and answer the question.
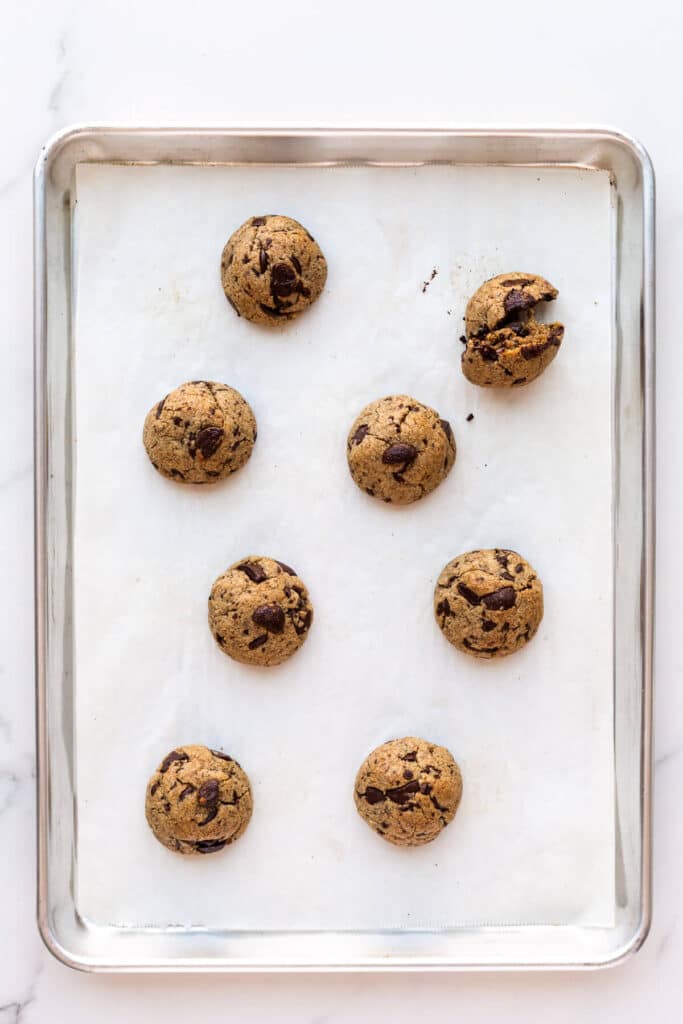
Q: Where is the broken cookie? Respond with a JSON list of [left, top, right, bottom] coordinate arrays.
[[462, 272, 564, 387], [434, 548, 543, 658], [221, 214, 327, 325], [145, 744, 253, 855], [208, 556, 313, 667], [354, 736, 463, 847], [346, 395, 456, 505]]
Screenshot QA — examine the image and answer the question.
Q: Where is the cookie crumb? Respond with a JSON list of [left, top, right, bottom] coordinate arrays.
[[459, 335, 467, 344], [421, 267, 438, 293]]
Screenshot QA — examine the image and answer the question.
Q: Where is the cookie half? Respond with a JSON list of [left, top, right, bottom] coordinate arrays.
[[221, 214, 327, 325], [208, 556, 313, 667], [434, 548, 543, 658], [145, 744, 253, 854], [346, 395, 456, 505], [354, 736, 462, 847]]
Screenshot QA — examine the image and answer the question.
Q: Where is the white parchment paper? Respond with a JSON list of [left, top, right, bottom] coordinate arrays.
[[73, 162, 614, 931]]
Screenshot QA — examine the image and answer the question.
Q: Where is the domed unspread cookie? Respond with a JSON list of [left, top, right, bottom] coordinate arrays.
[[434, 548, 543, 658], [143, 381, 257, 484], [221, 215, 327, 325], [145, 744, 253, 854], [462, 272, 564, 388], [208, 556, 313, 667], [354, 736, 462, 847], [346, 395, 456, 505]]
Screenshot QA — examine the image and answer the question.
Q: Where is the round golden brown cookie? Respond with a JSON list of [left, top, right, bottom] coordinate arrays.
[[462, 272, 564, 388], [346, 395, 456, 505], [143, 381, 257, 484], [221, 215, 327, 325], [208, 556, 313, 667], [354, 737, 463, 847], [145, 744, 253, 855], [434, 548, 543, 658]]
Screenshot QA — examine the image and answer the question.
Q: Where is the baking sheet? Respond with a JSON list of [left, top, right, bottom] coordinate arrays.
[[73, 162, 615, 931]]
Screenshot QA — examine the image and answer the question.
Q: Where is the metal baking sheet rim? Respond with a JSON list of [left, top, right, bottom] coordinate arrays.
[[33, 125, 655, 973]]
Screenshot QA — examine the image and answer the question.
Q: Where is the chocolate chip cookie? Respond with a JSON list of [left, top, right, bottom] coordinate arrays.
[[346, 395, 456, 505], [221, 215, 327, 325], [145, 744, 253, 855], [354, 737, 463, 847], [462, 272, 564, 387], [208, 556, 313, 667], [143, 380, 257, 484], [434, 548, 543, 658]]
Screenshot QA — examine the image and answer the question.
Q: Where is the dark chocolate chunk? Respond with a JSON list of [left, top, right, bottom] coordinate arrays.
[[198, 779, 219, 806], [155, 396, 167, 419], [270, 262, 298, 298], [179, 785, 195, 801], [276, 561, 297, 575], [195, 426, 224, 459], [385, 779, 420, 804], [237, 562, 267, 583], [351, 424, 369, 446], [248, 634, 268, 650], [439, 418, 454, 443], [211, 750, 233, 762], [457, 583, 480, 606], [251, 216, 267, 226], [290, 254, 302, 274], [363, 786, 385, 805], [382, 443, 418, 466], [521, 339, 552, 360], [403, 769, 414, 780], [401, 751, 418, 762], [160, 750, 189, 773], [150, 781, 160, 796], [252, 604, 285, 634], [481, 586, 516, 611], [481, 619, 497, 632], [503, 289, 537, 315], [195, 839, 227, 854], [259, 247, 268, 273], [466, 413, 474, 422], [436, 597, 452, 617]]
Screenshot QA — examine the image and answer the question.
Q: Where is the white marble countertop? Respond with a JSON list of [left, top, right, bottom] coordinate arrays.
[[1, 0, 681, 1019]]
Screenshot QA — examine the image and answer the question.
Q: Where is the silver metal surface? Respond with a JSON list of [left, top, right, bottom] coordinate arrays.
[[34, 126, 655, 972]]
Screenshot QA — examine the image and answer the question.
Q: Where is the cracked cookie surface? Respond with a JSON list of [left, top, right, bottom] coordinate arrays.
[[208, 555, 313, 667], [221, 214, 327, 325], [143, 381, 257, 484], [462, 272, 564, 388], [434, 548, 543, 658], [145, 744, 253, 855], [346, 395, 456, 505], [354, 736, 462, 847]]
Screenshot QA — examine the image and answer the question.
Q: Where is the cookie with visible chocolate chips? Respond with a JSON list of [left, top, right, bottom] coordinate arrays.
[[354, 737, 462, 847], [143, 380, 257, 484], [208, 556, 313, 667], [221, 215, 327, 325], [434, 548, 543, 658], [346, 395, 456, 505], [145, 744, 253, 855], [462, 272, 564, 388]]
